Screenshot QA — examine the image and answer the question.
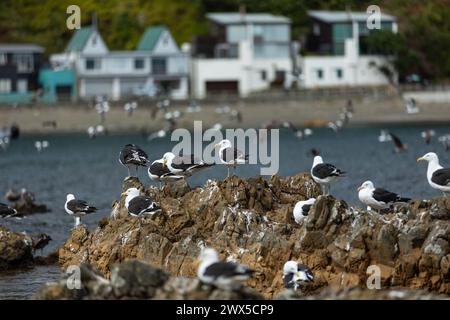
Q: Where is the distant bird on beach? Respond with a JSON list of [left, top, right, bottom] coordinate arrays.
[[21, 188, 35, 205], [64, 194, 98, 227], [405, 98, 419, 114], [119, 144, 150, 177], [162, 152, 214, 178], [421, 130, 435, 145], [283, 261, 314, 291], [389, 132, 408, 153], [124, 101, 138, 117], [87, 125, 106, 139], [378, 130, 392, 143], [417, 152, 450, 195], [122, 188, 161, 216], [293, 198, 315, 224], [0, 203, 17, 217], [5, 189, 20, 202], [358, 181, 411, 212], [31, 233, 52, 254], [148, 158, 184, 188], [311, 156, 345, 195], [197, 248, 254, 288], [215, 139, 248, 177]]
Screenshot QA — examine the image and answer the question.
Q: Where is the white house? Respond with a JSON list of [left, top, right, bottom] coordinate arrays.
[[191, 13, 294, 98], [300, 10, 398, 88], [50, 24, 189, 100]]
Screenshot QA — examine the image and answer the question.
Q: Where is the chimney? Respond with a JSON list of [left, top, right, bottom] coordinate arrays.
[[91, 11, 98, 29]]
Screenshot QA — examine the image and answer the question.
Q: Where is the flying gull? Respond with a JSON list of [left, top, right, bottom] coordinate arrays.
[[122, 188, 161, 216], [0, 203, 17, 217], [417, 152, 450, 195], [293, 198, 315, 224], [162, 152, 213, 178], [148, 158, 184, 188], [214, 139, 248, 177], [119, 144, 150, 177], [197, 248, 254, 288], [64, 194, 98, 227], [389, 132, 408, 153], [311, 156, 345, 195], [283, 260, 314, 291], [358, 181, 410, 212], [421, 130, 435, 145]]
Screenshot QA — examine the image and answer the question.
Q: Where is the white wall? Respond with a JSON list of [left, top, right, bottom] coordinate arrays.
[[153, 30, 180, 55], [82, 31, 109, 54]]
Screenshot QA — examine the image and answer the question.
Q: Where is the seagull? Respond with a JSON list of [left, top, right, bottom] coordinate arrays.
[[119, 144, 150, 177], [214, 139, 248, 177], [283, 261, 314, 291], [5, 189, 20, 202], [197, 248, 254, 288], [0, 203, 18, 217], [35, 140, 49, 153], [148, 158, 184, 188], [121, 188, 161, 216], [438, 134, 450, 151], [162, 152, 214, 178], [405, 98, 419, 114], [311, 156, 345, 195], [417, 152, 450, 195], [124, 101, 138, 117], [421, 130, 435, 145], [21, 188, 35, 205], [378, 130, 392, 142], [293, 198, 315, 224], [389, 132, 408, 153], [357, 181, 411, 212], [64, 194, 98, 227]]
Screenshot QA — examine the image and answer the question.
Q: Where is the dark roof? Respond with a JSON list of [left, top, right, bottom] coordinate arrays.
[[137, 26, 167, 51], [0, 44, 44, 53], [207, 13, 291, 25]]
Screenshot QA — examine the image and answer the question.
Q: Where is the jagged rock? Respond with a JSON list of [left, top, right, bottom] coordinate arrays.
[[58, 174, 450, 298], [11, 199, 49, 216], [0, 226, 34, 271], [33, 259, 262, 300]]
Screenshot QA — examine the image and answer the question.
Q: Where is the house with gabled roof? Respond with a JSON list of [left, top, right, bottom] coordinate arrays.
[[50, 22, 188, 100]]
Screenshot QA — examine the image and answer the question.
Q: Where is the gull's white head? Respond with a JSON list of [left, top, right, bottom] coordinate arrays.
[[162, 152, 175, 165], [214, 139, 232, 149], [121, 188, 140, 198], [312, 155, 323, 167], [66, 194, 75, 201], [417, 152, 439, 163], [358, 181, 374, 192], [198, 247, 219, 263], [283, 261, 298, 275]]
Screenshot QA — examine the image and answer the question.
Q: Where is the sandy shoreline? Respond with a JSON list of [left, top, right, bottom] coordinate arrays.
[[1, 96, 450, 134]]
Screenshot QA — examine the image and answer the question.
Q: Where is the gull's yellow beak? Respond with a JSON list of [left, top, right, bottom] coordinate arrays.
[[417, 157, 424, 162], [357, 186, 363, 192], [121, 192, 127, 197]]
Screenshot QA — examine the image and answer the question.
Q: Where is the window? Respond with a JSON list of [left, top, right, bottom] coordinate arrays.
[[152, 58, 166, 75], [85, 58, 101, 70], [313, 23, 321, 36], [17, 79, 28, 93], [13, 54, 33, 73], [261, 70, 267, 81], [0, 79, 11, 93], [316, 69, 323, 80], [336, 68, 343, 79], [134, 58, 145, 69], [0, 53, 6, 65]]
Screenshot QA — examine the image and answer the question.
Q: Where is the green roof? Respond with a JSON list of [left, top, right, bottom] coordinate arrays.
[[137, 26, 167, 51], [65, 26, 94, 52]]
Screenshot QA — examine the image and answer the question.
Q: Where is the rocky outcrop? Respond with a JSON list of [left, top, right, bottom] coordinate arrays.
[[33, 259, 263, 300], [11, 199, 49, 216], [0, 226, 56, 271], [58, 174, 450, 298]]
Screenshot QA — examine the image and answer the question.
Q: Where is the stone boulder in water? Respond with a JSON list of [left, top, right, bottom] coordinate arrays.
[[58, 174, 450, 298], [0, 226, 34, 271]]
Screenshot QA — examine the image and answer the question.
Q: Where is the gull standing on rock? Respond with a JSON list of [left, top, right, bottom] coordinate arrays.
[[64, 194, 98, 227], [148, 157, 184, 188], [122, 188, 161, 216], [293, 198, 315, 223], [417, 152, 450, 195], [162, 152, 214, 178], [119, 144, 150, 177], [357, 181, 411, 213], [214, 139, 248, 177], [311, 156, 345, 195], [197, 248, 254, 288], [283, 261, 314, 291]]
